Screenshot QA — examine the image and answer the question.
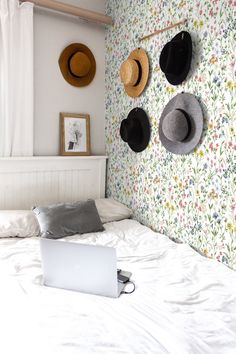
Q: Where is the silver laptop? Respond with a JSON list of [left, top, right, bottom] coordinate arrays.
[[40, 238, 129, 298]]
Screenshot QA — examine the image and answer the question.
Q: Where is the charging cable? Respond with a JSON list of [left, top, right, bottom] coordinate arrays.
[[121, 281, 135, 294]]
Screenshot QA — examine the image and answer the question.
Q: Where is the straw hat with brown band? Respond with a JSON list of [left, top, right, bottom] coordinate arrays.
[[120, 48, 149, 97], [59, 43, 96, 87]]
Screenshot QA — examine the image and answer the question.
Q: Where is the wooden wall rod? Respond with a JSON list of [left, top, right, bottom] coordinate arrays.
[[139, 19, 187, 41], [20, 0, 113, 26]]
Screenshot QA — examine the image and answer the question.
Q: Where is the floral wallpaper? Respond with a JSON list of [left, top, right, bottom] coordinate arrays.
[[105, 0, 236, 269]]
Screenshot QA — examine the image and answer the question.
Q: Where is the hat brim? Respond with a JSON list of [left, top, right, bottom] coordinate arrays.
[[160, 31, 192, 86], [59, 43, 96, 87], [127, 108, 151, 152], [123, 48, 149, 97], [159, 93, 203, 154]]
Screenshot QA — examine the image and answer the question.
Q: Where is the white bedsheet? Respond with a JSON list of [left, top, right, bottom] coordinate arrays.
[[0, 219, 236, 354]]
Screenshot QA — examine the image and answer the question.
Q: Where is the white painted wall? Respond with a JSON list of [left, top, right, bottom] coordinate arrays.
[[34, 0, 106, 155]]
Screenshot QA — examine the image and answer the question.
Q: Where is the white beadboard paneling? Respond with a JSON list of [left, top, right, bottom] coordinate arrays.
[[0, 156, 107, 209]]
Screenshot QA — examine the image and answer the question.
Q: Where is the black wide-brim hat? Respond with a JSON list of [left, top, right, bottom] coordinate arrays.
[[120, 108, 150, 153], [159, 31, 192, 85]]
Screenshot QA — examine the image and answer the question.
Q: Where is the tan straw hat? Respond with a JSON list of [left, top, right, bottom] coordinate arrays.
[[120, 48, 149, 97], [59, 43, 96, 87]]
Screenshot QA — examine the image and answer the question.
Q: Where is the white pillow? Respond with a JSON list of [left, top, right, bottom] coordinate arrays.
[[95, 198, 132, 224], [0, 210, 40, 238]]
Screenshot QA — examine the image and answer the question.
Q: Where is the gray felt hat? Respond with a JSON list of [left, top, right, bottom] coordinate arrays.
[[159, 92, 203, 154]]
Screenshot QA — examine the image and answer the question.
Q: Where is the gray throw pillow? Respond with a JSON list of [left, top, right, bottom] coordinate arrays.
[[33, 200, 104, 239]]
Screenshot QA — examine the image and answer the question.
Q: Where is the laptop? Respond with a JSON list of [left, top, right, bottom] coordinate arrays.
[[40, 238, 131, 298]]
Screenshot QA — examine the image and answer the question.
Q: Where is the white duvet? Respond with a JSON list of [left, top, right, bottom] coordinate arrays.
[[0, 219, 236, 354]]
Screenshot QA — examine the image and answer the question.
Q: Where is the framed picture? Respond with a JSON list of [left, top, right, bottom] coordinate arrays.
[[60, 113, 91, 156]]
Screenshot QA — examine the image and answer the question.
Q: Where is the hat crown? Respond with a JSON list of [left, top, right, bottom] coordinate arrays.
[[159, 31, 192, 85], [120, 59, 139, 86], [120, 107, 150, 153], [120, 117, 142, 143], [162, 41, 187, 75], [162, 109, 189, 142], [69, 51, 91, 78]]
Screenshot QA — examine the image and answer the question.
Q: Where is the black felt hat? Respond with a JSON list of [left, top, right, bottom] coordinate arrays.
[[120, 107, 150, 153], [159, 31, 192, 85]]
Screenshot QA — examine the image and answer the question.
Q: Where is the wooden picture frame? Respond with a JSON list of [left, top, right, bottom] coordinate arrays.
[[60, 113, 91, 156]]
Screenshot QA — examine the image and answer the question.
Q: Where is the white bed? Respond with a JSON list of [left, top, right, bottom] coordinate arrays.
[[0, 157, 235, 353], [0, 218, 236, 354]]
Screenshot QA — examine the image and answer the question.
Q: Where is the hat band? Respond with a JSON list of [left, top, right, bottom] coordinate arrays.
[[133, 60, 142, 87], [176, 109, 191, 140]]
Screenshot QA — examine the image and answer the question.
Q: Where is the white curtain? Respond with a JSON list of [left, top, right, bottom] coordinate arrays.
[[0, 0, 33, 156]]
